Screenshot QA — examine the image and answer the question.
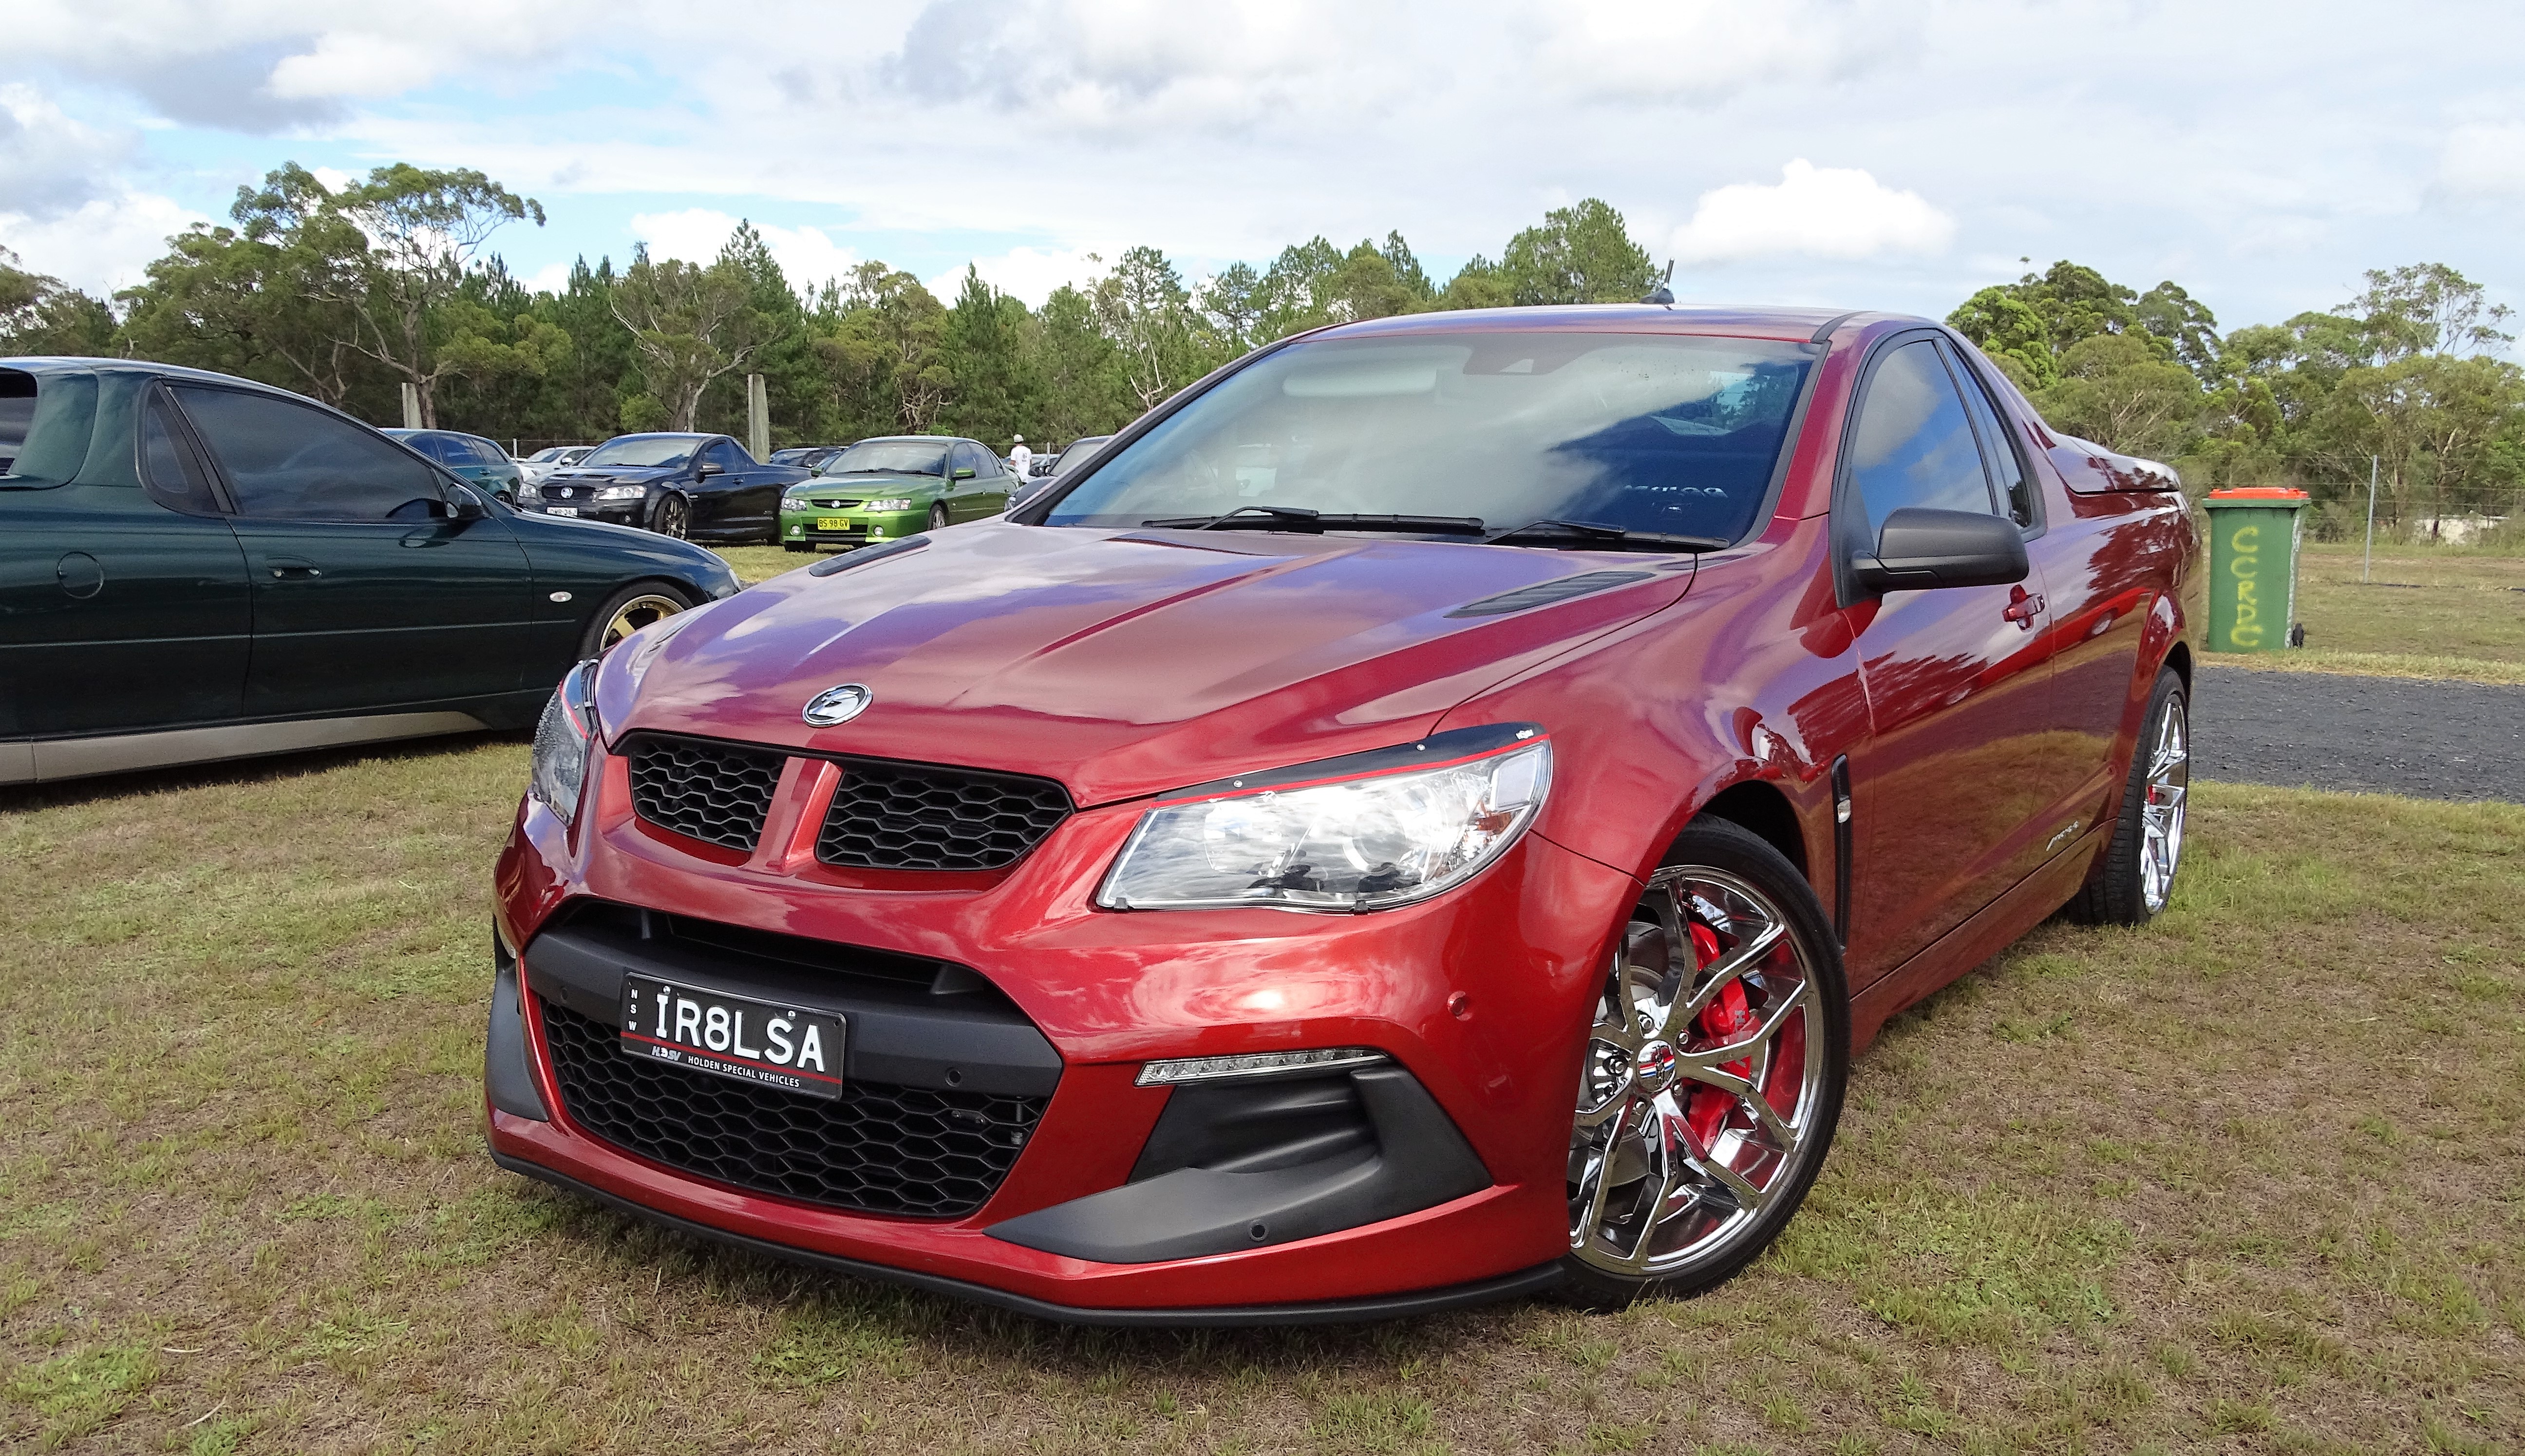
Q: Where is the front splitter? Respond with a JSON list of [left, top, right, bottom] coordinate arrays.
[[490, 1149, 1564, 1328]]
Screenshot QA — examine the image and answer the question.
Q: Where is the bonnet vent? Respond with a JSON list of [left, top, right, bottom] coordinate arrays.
[[1447, 570, 1656, 618]]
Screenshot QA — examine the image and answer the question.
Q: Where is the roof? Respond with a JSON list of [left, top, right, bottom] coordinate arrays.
[[1308, 304, 1922, 345]]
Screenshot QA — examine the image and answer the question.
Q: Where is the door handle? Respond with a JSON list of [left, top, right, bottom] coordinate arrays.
[[2002, 589, 2044, 629], [268, 560, 322, 580]]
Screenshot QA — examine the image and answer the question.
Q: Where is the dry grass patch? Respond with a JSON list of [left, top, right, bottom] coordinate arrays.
[[2, 748, 2520, 1453]]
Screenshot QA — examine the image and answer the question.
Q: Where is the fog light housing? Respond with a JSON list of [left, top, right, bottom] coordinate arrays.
[[1135, 1048, 1389, 1086]]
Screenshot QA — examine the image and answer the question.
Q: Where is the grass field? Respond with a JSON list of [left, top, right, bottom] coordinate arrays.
[[2281, 545, 2525, 680], [3, 744, 2519, 1454]]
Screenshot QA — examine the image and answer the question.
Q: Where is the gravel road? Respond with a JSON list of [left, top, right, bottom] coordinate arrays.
[[2192, 666, 2525, 803]]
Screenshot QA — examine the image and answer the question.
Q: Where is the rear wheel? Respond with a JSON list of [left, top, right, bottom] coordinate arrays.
[[579, 582, 697, 660], [652, 493, 690, 540], [1562, 817, 1848, 1309], [928, 501, 951, 531], [2068, 668, 2189, 926]]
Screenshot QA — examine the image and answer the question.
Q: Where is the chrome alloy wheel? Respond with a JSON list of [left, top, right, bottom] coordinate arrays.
[[597, 593, 686, 654], [2139, 692, 2189, 914], [1568, 866, 1829, 1281]]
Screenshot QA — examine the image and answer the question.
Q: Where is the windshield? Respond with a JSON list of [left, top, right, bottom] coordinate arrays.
[[822, 439, 948, 476], [1053, 437, 1111, 473], [1046, 333, 1813, 541], [582, 436, 699, 469]]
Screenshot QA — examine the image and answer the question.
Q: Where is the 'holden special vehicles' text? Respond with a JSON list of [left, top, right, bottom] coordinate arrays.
[[0, 359, 738, 784], [488, 306, 2201, 1324]]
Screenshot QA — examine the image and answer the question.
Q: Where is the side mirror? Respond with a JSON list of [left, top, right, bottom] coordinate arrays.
[[1849, 507, 2028, 594], [697, 463, 725, 477], [444, 484, 488, 521], [953, 467, 977, 480]]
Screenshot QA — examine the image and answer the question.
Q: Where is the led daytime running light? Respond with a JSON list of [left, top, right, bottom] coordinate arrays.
[[1134, 1048, 1389, 1086]]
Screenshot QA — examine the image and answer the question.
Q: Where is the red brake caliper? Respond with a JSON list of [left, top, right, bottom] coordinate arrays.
[[1684, 921, 1754, 1149]]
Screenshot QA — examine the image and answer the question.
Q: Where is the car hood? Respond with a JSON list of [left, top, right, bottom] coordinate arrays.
[[796, 470, 944, 497], [550, 464, 682, 484], [603, 522, 1694, 806]]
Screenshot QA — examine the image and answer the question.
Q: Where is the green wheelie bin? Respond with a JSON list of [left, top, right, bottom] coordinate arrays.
[[2201, 487, 2311, 653]]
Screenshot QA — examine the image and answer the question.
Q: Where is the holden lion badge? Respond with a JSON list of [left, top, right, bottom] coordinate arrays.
[[802, 683, 874, 728]]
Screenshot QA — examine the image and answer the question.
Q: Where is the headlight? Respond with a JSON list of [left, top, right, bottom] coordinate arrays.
[[1097, 726, 1550, 912], [593, 484, 646, 501], [528, 660, 599, 822], [864, 497, 914, 512]]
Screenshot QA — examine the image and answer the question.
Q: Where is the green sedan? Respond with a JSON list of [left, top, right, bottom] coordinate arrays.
[[778, 435, 1015, 552]]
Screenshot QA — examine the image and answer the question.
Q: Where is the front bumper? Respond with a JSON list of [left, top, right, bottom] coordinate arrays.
[[527, 498, 648, 526], [488, 738, 1641, 1321], [779, 507, 923, 547]]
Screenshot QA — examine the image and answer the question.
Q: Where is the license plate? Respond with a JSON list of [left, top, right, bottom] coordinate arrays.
[[815, 517, 850, 531], [619, 975, 844, 1100], [548, 505, 579, 516]]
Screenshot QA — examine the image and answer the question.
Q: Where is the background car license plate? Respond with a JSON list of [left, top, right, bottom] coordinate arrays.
[[815, 516, 849, 531], [548, 505, 579, 516], [619, 975, 843, 1100]]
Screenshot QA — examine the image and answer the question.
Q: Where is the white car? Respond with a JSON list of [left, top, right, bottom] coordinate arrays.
[[519, 445, 594, 485]]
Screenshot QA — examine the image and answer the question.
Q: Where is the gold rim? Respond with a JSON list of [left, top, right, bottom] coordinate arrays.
[[600, 594, 685, 654]]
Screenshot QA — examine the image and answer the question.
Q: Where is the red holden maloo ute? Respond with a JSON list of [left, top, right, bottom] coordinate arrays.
[[487, 305, 2202, 1324]]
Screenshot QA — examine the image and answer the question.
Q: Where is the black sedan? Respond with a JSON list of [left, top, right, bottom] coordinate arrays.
[[528, 433, 809, 543], [0, 359, 742, 784]]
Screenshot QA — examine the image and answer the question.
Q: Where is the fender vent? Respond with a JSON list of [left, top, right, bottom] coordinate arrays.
[[1447, 570, 1655, 618]]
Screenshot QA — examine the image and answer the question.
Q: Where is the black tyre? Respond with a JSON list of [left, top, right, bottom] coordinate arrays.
[[2067, 667, 2189, 927], [652, 493, 691, 540], [783, 541, 807, 553], [579, 581, 697, 660], [1560, 816, 1849, 1310], [928, 501, 951, 531]]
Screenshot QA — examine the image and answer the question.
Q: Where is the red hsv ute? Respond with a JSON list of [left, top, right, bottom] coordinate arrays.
[[487, 306, 2202, 1325]]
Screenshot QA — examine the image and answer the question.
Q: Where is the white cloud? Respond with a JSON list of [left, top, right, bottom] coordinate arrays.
[[0, 84, 136, 220], [0, 190, 202, 293], [926, 247, 1107, 307], [629, 209, 864, 295], [1672, 160, 1954, 265], [2439, 122, 2525, 197], [1535, 0, 1919, 101]]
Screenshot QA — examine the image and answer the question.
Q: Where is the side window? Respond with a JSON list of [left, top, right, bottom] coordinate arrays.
[[176, 387, 447, 522], [139, 391, 224, 515], [1847, 339, 1997, 540], [410, 433, 461, 464], [470, 438, 510, 469], [1946, 344, 2036, 527], [954, 443, 987, 478], [704, 439, 746, 471]]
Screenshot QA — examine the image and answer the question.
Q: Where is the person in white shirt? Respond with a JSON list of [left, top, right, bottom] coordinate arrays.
[[1008, 434, 1033, 477]]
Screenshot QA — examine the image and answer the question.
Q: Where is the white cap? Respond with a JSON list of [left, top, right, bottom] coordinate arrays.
[[1013, 434, 1025, 442]]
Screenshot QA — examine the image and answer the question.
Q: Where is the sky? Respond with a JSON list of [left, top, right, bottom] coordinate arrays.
[[5, 0, 2523, 338]]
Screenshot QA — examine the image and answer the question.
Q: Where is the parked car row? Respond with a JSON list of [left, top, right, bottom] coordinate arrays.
[[0, 359, 740, 784]]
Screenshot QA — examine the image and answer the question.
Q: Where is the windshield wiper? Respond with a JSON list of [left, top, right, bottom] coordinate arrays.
[[1481, 518, 1729, 553], [1140, 504, 1488, 535]]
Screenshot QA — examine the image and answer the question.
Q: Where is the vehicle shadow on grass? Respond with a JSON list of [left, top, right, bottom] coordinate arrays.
[[0, 729, 530, 813]]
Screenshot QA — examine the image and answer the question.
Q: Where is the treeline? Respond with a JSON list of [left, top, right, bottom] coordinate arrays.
[[2, 160, 2518, 539], [1947, 260, 2521, 540], [0, 163, 1661, 456]]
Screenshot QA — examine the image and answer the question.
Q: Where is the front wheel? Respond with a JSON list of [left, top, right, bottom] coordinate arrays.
[[651, 493, 691, 540], [928, 501, 951, 532], [579, 582, 697, 660], [1562, 817, 1849, 1309], [2068, 668, 2189, 926]]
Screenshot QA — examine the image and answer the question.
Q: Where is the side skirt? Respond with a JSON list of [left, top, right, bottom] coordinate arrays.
[[12, 710, 493, 785], [1847, 821, 2110, 1054]]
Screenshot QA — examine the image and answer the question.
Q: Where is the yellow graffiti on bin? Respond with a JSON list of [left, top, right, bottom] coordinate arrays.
[[2227, 524, 2261, 647]]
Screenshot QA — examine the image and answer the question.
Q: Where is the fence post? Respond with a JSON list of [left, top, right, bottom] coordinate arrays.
[[400, 382, 422, 430], [2363, 455, 2377, 583], [746, 373, 768, 462]]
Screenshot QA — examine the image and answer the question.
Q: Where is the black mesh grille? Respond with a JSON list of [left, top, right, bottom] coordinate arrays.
[[816, 760, 1072, 871], [539, 1001, 1045, 1218], [627, 736, 787, 851]]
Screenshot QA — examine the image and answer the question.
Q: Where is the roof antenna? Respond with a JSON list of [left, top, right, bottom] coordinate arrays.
[[1641, 260, 1675, 307]]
